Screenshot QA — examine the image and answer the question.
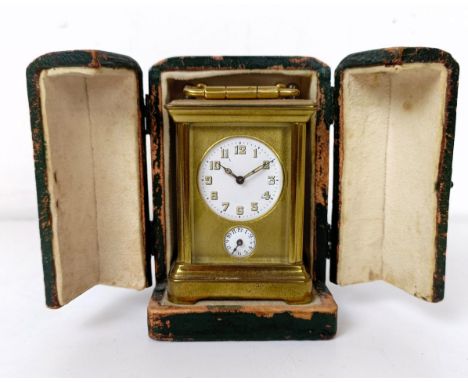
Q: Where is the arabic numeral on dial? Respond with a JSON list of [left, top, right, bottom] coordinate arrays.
[[261, 191, 271, 200], [221, 149, 229, 158], [210, 161, 221, 170], [211, 191, 218, 200], [268, 176, 276, 185], [263, 160, 270, 169], [236, 206, 244, 215], [204, 176, 212, 185], [253, 148, 258, 158], [235, 145, 246, 155], [251, 202, 258, 212], [222, 202, 230, 212]]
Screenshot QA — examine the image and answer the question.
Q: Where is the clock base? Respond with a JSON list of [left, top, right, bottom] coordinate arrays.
[[148, 282, 337, 341], [167, 262, 313, 304]]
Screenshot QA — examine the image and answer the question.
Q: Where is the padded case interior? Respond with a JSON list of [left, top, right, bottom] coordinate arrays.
[[336, 62, 448, 300], [39, 67, 147, 305]]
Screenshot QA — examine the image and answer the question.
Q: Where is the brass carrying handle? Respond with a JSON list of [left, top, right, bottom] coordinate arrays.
[[183, 83, 300, 100]]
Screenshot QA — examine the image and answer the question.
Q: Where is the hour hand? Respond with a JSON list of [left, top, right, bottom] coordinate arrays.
[[220, 164, 236, 177], [220, 164, 245, 185]]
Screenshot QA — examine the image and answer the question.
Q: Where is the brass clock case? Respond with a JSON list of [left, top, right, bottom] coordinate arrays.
[[166, 99, 316, 304]]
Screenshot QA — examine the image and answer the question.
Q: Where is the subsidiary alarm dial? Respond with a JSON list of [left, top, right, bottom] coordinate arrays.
[[224, 226, 256, 258]]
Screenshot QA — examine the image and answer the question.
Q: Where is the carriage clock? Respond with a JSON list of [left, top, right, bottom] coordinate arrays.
[[166, 84, 315, 304]]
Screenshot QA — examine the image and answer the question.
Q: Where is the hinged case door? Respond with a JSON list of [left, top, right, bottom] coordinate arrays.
[[27, 50, 152, 308], [330, 47, 459, 302]]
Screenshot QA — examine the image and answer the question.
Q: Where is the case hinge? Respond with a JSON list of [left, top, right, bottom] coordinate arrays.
[[183, 83, 300, 100], [144, 94, 150, 134], [326, 86, 335, 128]]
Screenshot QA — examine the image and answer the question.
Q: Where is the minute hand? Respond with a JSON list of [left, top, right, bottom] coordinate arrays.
[[242, 160, 273, 180]]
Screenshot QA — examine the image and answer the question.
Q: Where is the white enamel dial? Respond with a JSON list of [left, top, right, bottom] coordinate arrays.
[[224, 226, 256, 258], [198, 136, 284, 221]]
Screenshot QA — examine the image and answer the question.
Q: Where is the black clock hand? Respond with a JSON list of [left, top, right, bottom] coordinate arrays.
[[220, 164, 245, 185], [231, 239, 244, 255], [242, 159, 274, 181], [220, 164, 238, 178]]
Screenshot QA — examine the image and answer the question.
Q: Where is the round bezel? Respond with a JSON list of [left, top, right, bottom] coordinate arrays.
[[223, 226, 257, 258], [197, 135, 284, 222]]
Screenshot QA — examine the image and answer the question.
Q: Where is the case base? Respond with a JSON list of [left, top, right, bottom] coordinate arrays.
[[167, 263, 313, 304], [147, 281, 337, 341]]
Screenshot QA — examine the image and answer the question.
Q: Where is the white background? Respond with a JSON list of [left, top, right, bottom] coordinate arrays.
[[0, 0, 467, 377]]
